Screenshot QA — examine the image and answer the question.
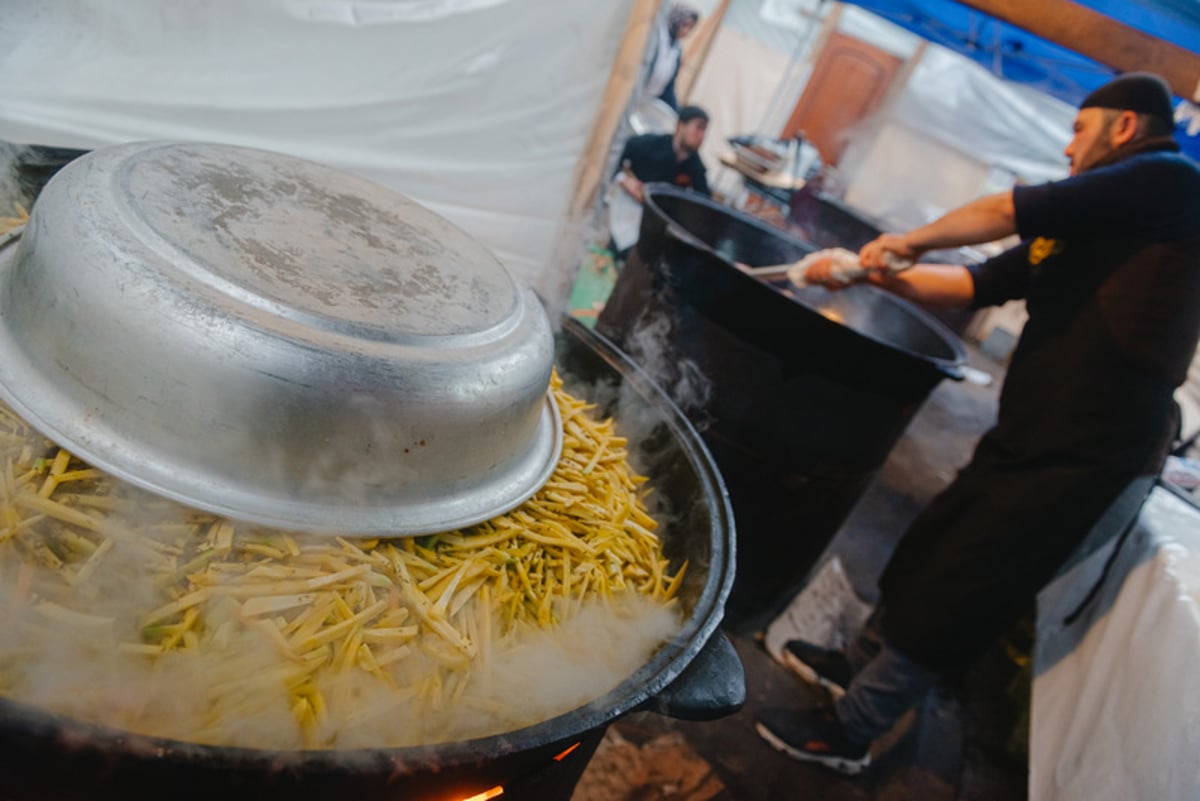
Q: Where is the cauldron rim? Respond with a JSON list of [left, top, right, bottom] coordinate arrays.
[[642, 182, 968, 379], [806, 282, 968, 377]]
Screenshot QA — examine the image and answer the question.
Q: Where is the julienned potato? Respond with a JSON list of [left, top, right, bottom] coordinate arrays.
[[0, 371, 686, 750]]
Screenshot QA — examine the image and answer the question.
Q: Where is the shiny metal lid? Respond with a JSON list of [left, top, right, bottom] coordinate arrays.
[[0, 141, 561, 535]]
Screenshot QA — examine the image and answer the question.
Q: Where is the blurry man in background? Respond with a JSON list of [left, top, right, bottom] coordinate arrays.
[[755, 71, 1200, 775], [616, 104, 711, 203], [608, 105, 710, 260]]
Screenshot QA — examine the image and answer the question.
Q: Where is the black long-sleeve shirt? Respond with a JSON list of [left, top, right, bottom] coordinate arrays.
[[878, 138, 1200, 675], [967, 140, 1200, 460], [618, 133, 710, 196]]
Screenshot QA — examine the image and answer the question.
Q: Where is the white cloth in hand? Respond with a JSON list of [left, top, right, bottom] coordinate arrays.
[[787, 247, 912, 288], [605, 178, 643, 253]]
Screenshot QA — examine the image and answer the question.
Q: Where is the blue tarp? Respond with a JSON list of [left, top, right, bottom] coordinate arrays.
[[842, 0, 1200, 159]]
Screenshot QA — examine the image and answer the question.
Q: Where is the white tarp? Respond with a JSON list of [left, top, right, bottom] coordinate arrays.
[[889, 46, 1074, 186], [0, 0, 635, 306], [689, 1, 1074, 219], [1032, 483, 1200, 801], [1179, 348, 1200, 445]]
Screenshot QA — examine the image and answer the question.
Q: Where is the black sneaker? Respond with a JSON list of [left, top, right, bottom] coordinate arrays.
[[755, 706, 871, 776], [780, 640, 852, 699]]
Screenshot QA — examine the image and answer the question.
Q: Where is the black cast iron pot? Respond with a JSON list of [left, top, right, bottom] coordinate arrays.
[[0, 316, 742, 801], [597, 184, 967, 619]]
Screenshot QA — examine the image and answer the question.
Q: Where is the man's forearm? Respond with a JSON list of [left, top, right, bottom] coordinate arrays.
[[867, 264, 975, 308], [905, 191, 1017, 253]]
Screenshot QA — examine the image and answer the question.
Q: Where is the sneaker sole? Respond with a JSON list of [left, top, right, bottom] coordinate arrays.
[[755, 722, 871, 776], [780, 650, 847, 699]]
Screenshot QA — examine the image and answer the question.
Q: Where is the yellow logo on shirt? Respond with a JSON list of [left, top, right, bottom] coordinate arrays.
[[1029, 237, 1062, 265]]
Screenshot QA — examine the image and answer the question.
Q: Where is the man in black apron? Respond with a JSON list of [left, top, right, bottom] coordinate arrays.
[[756, 72, 1200, 775]]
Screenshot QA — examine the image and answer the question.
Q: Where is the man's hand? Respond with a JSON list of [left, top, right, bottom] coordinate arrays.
[[793, 253, 849, 288], [788, 248, 865, 289], [617, 160, 645, 203], [619, 174, 645, 203], [859, 234, 921, 271]]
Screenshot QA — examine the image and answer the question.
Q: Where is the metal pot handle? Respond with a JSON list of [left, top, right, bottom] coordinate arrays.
[[940, 363, 967, 382], [639, 631, 745, 721]]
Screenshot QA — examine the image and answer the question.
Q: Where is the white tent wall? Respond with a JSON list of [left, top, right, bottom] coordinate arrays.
[[687, 1, 1074, 220], [838, 47, 1074, 223], [0, 0, 636, 307], [839, 118, 993, 229], [888, 46, 1076, 187], [1180, 349, 1200, 446]]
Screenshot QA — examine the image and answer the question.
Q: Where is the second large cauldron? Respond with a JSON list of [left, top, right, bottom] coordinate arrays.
[[597, 184, 967, 620]]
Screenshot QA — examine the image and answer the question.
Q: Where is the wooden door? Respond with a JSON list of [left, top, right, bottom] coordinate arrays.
[[782, 31, 904, 165]]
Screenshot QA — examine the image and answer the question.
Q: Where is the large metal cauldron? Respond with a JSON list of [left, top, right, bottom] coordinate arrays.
[[597, 184, 966, 621], [788, 188, 885, 251], [0, 315, 742, 801], [786, 188, 977, 334]]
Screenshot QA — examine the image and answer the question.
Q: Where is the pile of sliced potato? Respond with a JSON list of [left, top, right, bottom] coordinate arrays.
[[0, 372, 686, 747]]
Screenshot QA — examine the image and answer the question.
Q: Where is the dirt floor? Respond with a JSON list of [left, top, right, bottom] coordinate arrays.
[[568, 250, 1029, 799]]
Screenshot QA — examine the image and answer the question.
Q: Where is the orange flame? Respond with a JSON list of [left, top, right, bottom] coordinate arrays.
[[459, 786, 504, 801]]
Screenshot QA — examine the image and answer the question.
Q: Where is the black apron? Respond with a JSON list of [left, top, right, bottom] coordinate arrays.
[[877, 406, 1175, 675]]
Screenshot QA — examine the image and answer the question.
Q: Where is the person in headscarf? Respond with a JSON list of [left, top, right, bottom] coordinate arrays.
[[756, 71, 1200, 776], [643, 4, 700, 111]]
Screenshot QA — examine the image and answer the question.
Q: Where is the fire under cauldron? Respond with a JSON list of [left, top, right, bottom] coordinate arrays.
[[0, 144, 743, 801], [597, 184, 967, 621]]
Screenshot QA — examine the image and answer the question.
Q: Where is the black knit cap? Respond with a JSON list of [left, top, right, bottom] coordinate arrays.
[[677, 105, 709, 124], [1080, 71, 1175, 127]]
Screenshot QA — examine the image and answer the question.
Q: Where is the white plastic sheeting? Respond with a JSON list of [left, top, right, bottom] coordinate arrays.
[[1179, 348, 1200, 444], [1033, 483, 1200, 801], [890, 46, 1075, 186], [0, 0, 635, 303], [836, 44, 1075, 226], [690, 1, 1074, 218]]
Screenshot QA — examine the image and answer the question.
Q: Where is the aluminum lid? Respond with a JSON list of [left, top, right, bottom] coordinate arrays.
[[0, 141, 561, 535]]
